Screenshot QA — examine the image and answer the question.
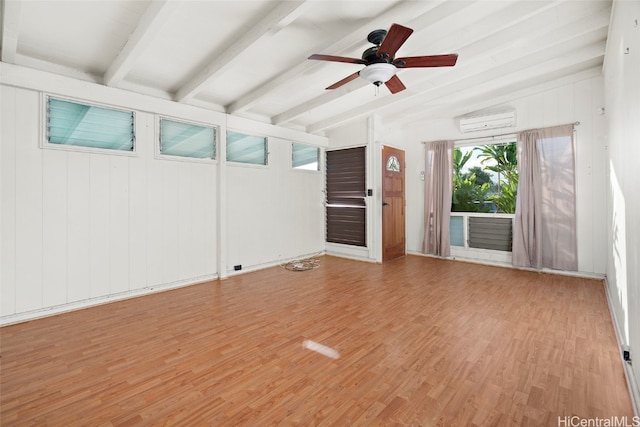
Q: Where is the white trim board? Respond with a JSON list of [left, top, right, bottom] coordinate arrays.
[[0, 274, 218, 327]]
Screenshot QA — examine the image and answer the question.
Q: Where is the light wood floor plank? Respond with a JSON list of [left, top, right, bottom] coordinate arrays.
[[0, 255, 633, 425]]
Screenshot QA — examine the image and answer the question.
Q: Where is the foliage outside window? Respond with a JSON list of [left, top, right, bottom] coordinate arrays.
[[452, 142, 518, 213]]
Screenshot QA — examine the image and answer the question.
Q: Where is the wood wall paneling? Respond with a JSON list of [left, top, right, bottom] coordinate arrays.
[[1, 87, 17, 316], [128, 143, 148, 291], [67, 152, 92, 302], [14, 89, 42, 313], [1, 74, 324, 323], [42, 148, 68, 307], [145, 131, 165, 288], [89, 155, 112, 298], [109, 155, 131, 295]]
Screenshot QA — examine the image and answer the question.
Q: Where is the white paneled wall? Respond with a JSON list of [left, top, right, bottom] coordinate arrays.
[[603, 0, 640, 411], [1, 66, 326, 324], [1, 86, 219, 322], [387, 75, 607, 275], [226, 138, 325, 274]]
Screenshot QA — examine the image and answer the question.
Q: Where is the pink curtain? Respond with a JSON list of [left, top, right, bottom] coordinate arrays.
[[422, 141, 454, 256], [512, 124, 577, 270]]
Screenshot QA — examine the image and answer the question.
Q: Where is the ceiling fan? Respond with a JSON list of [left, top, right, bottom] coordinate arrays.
[[308, 23, 458, 94]]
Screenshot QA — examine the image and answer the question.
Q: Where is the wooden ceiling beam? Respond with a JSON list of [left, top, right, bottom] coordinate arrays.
[[175, 0, 307, 103], [307, 41, 606, 133], [1, 0, 22, 63], [226, 0, 452, 116], [104, 0, 181, 87], [288, 2, 608, 131]]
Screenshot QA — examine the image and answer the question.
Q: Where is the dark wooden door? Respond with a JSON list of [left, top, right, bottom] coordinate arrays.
[[382, 146, 405, 261]]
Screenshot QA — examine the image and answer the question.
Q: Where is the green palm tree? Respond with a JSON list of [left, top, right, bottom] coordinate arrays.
[[452, 148, 491, 212], [476, 143, 518, 213]]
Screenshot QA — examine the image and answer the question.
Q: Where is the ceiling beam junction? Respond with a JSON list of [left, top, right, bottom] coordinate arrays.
[[104, 0, 182, 87], [175, 0, 307, 103]]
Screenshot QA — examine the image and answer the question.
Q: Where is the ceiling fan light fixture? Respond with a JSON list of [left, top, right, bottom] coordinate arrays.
[[359, 63, 396, 86]]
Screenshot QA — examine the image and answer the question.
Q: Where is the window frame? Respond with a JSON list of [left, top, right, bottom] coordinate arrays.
[[450, 212, 514, 252], [452, 136, 517, 214], [226, 129, 269, 167], [156, 116, 218, 163], [450, 135, 518, 254], [42, 94, 137, 156], [291, 142, 321, 172]]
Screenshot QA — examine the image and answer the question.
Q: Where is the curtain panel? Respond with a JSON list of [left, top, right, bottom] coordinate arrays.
[[422, 141, 454, 256], [512, 124, 578, 271]]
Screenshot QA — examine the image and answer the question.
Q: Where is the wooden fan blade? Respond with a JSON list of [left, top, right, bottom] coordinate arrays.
[[394, 54, 458, 68], [377, 24, 413, 59], [308, 54, 367, 65], [326, 71, 361, 90], [385, 75, 406, 94]]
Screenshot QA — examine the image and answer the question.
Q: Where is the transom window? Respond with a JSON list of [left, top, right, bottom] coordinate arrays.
[[46, 97, 135, 152], [226, 131, 268, 165], [160, 118, 216, 160], [292, 142, 320, 171]]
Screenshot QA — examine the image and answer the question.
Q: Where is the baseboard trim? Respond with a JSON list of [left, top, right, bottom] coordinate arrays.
[[224, 251, 326, 277], [407, 250, 606, 280], [604, 277, 640, 416], [0, 274, 218, 327]]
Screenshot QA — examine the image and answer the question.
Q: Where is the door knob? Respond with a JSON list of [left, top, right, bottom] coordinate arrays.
[[382, 202, 389, 206]]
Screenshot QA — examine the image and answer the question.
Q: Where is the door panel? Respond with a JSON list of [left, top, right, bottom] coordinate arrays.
[[382, 146, 405, 261]]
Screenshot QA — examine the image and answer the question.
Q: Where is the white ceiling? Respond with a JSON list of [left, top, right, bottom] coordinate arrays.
[[1, 0, 612, 135]]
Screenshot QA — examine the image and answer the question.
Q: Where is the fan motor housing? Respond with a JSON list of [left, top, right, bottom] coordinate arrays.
[[362, 46, 391, 64], [363, 29, 391, 64], [367, 29, 387, 45]]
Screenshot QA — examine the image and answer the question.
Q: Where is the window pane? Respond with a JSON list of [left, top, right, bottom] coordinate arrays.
[[227, 131, 267, 165], [47, 97, 134, 151], [452, 142, 517, 213], [160, 118, 215, 159], [450, 216, 464, 247], [292, 143, 319, 170]]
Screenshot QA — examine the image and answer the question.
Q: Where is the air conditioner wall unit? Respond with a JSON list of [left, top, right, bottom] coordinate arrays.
[[459, 111, 516, 133]]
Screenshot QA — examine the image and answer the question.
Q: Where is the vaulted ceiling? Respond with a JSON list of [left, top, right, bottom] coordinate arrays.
[[1, 0, 612, 135]]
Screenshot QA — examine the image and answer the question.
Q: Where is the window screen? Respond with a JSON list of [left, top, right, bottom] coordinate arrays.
[[47, 97, 134, 151], [226, 131, 267, 165], [160, 118, 215, 159]]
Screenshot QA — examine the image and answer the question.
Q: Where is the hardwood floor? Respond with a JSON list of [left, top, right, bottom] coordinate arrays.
[[0, 255, 634, 426]]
